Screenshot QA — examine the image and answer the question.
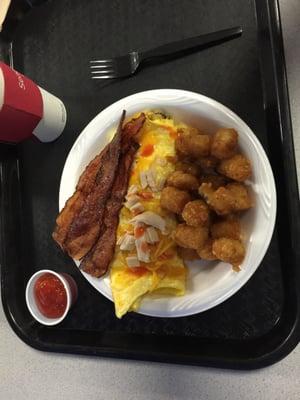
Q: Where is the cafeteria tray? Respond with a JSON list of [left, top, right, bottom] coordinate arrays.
[[0, 0, 299, 369]]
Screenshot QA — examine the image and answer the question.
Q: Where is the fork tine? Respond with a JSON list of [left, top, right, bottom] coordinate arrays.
[[90, 59, 114, 64], [91, 75, 116, 79], [90, 65, 114, 69], [91, 70, 115, 74]]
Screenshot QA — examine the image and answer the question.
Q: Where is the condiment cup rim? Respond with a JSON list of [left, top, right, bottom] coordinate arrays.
[[25, 269, 71, 326]]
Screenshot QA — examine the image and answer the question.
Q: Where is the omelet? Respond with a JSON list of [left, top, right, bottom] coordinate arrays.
[[110, 112, 187, 318]]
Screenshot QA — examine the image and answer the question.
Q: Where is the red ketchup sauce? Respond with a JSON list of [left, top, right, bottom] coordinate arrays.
[[140, 143, 154, 156], [128, 267, 148, 276], [34, 273, 67, 318]]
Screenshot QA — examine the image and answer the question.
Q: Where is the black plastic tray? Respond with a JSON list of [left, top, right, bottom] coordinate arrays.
[[1, 0, 299, 369]]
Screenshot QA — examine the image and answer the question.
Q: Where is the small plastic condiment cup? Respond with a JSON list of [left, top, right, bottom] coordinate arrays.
[[25, 269, 78, 326]]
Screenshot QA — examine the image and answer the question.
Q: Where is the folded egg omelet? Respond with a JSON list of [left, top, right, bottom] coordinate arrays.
[[110, 112, 187, 318]]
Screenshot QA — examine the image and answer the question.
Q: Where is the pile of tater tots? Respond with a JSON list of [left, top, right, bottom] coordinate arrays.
[[160, 126, 253, 270]]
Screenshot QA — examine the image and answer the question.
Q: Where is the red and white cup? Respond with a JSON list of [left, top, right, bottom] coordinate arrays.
[[0, 62, 66, 143]]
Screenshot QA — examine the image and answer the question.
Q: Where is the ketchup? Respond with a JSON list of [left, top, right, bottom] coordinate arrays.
[[140, 143, 154, 156], [139, 191, 154, 200], [134, 225, 145, 239], [128, 267, 148, 276], [34, 273, 67, 318]]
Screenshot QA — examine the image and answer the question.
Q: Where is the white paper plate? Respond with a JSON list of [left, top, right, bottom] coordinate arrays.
[[59, 89, 276, 318]]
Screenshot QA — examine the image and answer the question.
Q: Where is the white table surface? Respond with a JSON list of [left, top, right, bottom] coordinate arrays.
[[1, 1, 300, 399]]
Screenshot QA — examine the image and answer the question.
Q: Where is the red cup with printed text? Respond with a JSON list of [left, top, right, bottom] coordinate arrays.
[[0, 62, 66, 143]]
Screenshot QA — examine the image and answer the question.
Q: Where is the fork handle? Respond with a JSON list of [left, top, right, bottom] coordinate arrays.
[[140, 27, 242, 63]]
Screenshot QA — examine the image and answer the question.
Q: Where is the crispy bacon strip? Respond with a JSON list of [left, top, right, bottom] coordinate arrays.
[[53, 111, 125, 258], [53, 112, 145, 263], [80, 113, 146, 276], [62, 113, 126, 259], [121, 112, 146, 146], [81, 144, 138, 277], [53, 151, 106, 248]]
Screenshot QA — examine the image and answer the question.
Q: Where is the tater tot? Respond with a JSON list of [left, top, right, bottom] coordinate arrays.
[[197, 239, 217, 260], [175, 127, 197, 156], [199, 183, 234, 216], [227, 183, 253, 211], [175, 130, 211, 158], [199, 183, 252, 215], [212, 238, 245, 268], [167, 171, 199, 191], [211, 128, 238, 159], [175, 134, 189, 156], [160, 186, 191, 214], [177, 126, 201, 137], [187, 135, 211, 158], [175, 161, 200, 176], [198, 182, 215, 202], [177, 246, 199, 261], [199, 174, 227, 190], [218, 154, 251, 182], [182, 200, 210, 227], [174, 224, 208, 250], [197, 156, 218, 170], [211, 216, 241, 240]]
